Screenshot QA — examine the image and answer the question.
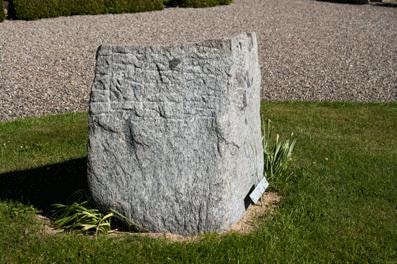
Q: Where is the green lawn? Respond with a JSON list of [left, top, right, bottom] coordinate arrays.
[[0, 102, 396, 263]]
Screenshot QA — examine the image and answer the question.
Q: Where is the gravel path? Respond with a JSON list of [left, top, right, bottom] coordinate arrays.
[[0, 0, 396, 121]]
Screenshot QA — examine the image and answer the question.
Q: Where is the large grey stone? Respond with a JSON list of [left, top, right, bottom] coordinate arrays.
[[88, 32, 264, 235]]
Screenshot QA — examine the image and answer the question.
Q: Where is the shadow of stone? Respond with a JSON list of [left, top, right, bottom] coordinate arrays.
[[0, 157, 88, 212], [244, 185, 255, 210]]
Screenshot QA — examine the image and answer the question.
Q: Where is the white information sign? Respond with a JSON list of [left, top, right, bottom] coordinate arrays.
[[249, 177, 269, 204]]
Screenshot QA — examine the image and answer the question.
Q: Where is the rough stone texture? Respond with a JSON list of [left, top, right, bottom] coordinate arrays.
[[87, 32, 264, 235]]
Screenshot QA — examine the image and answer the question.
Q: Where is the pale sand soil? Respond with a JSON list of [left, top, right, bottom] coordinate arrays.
[[36, 192, 281, 241], [0, 0, 396, 121]]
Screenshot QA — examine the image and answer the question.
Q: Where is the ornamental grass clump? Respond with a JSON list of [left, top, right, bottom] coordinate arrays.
[[262, 118, 296, 183], [51, 201, 113, 236]]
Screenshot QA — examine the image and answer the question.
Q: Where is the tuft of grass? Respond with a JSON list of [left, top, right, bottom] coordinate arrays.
[[51, 201, 113, 236], [262, 118, 296, 187], [0, 102, 396, 263]]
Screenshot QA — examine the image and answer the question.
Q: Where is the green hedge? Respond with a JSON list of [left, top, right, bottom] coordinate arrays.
[[103, 0, 165, 13], [177, 0, 232, 8], [11, 0, 164, 20], [10, 0, 232, 20]]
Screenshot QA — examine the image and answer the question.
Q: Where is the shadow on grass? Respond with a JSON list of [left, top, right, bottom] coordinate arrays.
[[0, 157, 88, 212]]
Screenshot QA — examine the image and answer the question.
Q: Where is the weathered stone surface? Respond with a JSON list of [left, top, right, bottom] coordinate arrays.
[[88, 32, 264, 235]]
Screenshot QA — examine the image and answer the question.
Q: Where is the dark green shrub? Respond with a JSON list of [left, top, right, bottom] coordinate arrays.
[[11, 0, 72, 19], [178, 0, 219, 7], [11, 0, 164, 20], [125, 0, 162, 12], [218, 0, 232, 4], [104, 0, 164, 13], [12, 0, 50, 20], [178, 0, 232, 8], [104, 0, 130, 13], [11, 0, 228, 20], [47, 0, 72, 18], [70, 0, 106, 15], [164, 0, 179, 7]]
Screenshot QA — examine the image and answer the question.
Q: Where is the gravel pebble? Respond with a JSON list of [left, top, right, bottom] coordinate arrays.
[[0, 0, 396, 121]]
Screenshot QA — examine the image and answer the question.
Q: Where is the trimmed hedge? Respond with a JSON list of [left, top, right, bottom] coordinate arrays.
[[10, 0, 232, 20], [317, 0, 368, 4], [11, 0, 164, 20], [70, 0, 106, 15], [177, 0, 232, 8], [104, 0, 165, 13]]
